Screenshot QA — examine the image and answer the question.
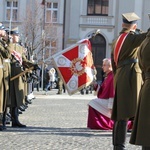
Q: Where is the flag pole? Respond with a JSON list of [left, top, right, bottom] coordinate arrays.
[[148, 13, 150, 21], [9, 0, 13, 31], [41, 0, 46, 90]]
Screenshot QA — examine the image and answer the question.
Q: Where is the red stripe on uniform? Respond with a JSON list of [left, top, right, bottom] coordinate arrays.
[[114, 33, 128, 65]]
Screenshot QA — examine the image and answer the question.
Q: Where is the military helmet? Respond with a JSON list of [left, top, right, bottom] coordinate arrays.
[[5, 27, 10, 34], [10, 27, 19, 35]]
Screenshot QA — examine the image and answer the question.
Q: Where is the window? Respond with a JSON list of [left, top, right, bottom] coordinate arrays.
[[46, 2, 58, 23], [45, 39, 57, 59], [6, 0, 18, 21], [87, 0, 109, 16]]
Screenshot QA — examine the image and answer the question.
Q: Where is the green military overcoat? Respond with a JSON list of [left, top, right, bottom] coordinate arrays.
[[0, 39, 12, 112], [111, 28, 147, 121], [130, 31, 150, 147], [10, 43, 34, 107], [0, 52, 4, 113]]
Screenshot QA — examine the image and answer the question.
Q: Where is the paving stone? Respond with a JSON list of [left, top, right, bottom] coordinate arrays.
[[0, 89, 141, 150]]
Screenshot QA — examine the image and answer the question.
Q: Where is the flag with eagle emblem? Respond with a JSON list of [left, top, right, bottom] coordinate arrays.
[[52, 39, 95, 95]]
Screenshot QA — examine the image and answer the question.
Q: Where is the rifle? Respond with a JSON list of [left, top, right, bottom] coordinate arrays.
[[10, 60, 42, 81], [10, 66, 34, 81]]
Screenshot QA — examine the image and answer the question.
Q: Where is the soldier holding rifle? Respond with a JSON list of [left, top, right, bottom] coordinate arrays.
[[9, 27, 38, 128], [0, 23, 13, 130]]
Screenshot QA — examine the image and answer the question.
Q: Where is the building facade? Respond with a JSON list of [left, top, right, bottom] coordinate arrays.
[[64, 0, 150, 80], [0, 0, 150, 80]]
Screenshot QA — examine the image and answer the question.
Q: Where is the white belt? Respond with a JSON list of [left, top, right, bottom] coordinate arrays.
[[0, 65, 3, 68], [4, 59, 10, 63]]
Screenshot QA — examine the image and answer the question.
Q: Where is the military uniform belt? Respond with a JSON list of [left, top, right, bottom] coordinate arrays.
[[0, 65, 3, 68], [4, 59, 10, 63], [117, 59, 138, 68]]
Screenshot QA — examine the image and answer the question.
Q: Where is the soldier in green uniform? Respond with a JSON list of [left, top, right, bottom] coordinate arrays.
[[56, 74, 63, 94], [111, 12, 149, 149], [10, 27, 37, 128], [0, 23, 13, 130], [130, 29, 150, 150]]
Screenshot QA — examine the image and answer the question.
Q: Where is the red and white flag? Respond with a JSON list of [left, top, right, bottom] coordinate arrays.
[[52, 39, 95, 95]]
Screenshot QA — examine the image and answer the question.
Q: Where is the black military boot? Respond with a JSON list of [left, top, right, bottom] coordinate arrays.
[[57, 90, 62, 94], [142, 147, 150, 150], [11, 107, 26, 128], [0, 113, 4, 131], [80, 89, 84, 95], [113, 120, 127, 150], [2, 110, 7, 130], [19, 105, 25, 111], [86, 89, 89, 94]]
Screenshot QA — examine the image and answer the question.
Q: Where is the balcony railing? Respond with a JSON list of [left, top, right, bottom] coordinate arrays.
[[80, 15, 114, 27]]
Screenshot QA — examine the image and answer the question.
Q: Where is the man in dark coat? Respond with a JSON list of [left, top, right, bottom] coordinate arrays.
[[43, 64, 50, 94], [111, 12, 149, 149]]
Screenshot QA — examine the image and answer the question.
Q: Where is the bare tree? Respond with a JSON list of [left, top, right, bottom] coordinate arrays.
[[19, 1, 41, 60], [20, 0, 60, 65]]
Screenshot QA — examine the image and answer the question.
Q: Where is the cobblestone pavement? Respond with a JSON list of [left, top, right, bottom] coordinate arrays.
[[0, 89, 141, 150]]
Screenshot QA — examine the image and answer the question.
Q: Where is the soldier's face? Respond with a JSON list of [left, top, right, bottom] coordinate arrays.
[[12, 34, 19, 43], [0, 29, 6, 37]]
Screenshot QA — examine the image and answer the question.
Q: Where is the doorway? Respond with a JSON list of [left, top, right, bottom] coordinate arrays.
[[90, 34, 106, 82]]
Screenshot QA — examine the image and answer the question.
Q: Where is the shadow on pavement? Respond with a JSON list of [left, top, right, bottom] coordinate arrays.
[[4, 126, 114, 137]]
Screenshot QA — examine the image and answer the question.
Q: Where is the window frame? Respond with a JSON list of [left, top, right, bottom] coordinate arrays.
[[87, 0, 109, 16], [45, 37, 57, 59], [45, 2, 58, 23], [5, 0, 18, 22]]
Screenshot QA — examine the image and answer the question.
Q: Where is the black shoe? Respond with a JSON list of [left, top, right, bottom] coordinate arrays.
[[25, 97, 32, 104], [56, 92, 62, 95], [86, 91, 89, 94], [23, 104, 28, 109], [6, 121, 10, 125], [6, 115, 11, 124], [18, 110, 23, 114], [25, 102, 28, 106], [26, 99, 32, 104], [12, 122, 26, 128], [127, 129, 132, 132], [19, 106, 25, 111], [81, 92, 84, 95]]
